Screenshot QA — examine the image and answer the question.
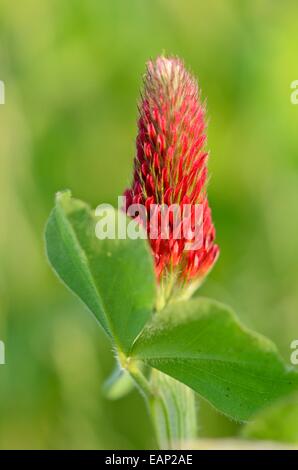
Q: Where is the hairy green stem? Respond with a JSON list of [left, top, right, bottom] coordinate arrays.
[[149, 370, 197, 449], [125, 358, 197, 449], [122, 274, 198, 449], [128, 363, 154, 400]]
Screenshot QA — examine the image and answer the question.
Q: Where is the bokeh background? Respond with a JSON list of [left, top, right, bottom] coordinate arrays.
[[0, 0, 298, 449]]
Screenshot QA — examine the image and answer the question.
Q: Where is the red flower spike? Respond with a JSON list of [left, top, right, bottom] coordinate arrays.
[[124, 56, 219, 303]]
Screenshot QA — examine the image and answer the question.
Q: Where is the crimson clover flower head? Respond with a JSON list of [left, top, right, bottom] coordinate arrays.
[[124, 56, 219, 302]]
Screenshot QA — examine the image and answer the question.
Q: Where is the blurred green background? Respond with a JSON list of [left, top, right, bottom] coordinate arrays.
[[1, 0, 298, 449]]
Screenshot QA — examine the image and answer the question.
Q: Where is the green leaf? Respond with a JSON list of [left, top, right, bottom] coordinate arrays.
[[131, 298, 298, 421], [241, 392, 298, 444], [45, 190, 156, 353]]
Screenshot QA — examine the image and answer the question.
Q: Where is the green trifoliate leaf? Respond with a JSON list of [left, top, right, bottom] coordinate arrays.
[[45, 190, 156, 353], [241, 392, 298, 444], [131, 298, 298, 421]]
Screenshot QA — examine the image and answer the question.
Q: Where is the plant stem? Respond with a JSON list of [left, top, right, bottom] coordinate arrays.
[[149, 369, 197, 449], [128, 362, 154, 400], [121, 280, 198, 449], [124, 357, 197, 449]]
